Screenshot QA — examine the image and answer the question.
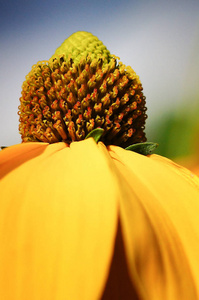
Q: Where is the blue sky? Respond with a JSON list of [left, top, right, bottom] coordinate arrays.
[[0, 0, 199, 145]]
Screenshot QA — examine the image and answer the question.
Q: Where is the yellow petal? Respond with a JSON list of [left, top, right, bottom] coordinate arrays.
[[0, 139, 118, 300], [0, 142, 49, 180], [108, 146, 199, 299]]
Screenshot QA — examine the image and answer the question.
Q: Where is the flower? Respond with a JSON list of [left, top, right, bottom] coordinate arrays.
[[193, 165, 199, 176], [1, 31, 199, 299]]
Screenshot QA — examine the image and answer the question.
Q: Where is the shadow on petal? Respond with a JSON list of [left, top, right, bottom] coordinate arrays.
[[101, 220, 140, 300]]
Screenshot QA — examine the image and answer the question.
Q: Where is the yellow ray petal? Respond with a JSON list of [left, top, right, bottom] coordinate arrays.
[[0, 142, 49, 179], [107, 145, 199, 299], [0, 139, 118, 300]]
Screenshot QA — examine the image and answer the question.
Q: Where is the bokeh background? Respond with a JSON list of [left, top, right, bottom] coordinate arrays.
[[1, 0, 199, 163]]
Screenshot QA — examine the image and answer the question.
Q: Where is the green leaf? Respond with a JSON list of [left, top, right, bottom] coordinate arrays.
[[85, 128, 104, 143], [125, 142, 158, 155]]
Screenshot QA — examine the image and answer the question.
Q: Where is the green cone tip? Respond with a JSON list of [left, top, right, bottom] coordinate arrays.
[[53, 31, 112, 65]]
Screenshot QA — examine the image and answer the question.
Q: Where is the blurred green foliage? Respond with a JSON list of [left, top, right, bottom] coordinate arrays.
[[146, 96, 199, 160]]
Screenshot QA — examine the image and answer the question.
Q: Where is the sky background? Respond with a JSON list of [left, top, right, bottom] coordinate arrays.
[[0, 0, 199, 147]]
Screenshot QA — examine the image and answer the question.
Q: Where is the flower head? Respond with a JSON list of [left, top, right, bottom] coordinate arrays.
[[18, 31, 147, 148]]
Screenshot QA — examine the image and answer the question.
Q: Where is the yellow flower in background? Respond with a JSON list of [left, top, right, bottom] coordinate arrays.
[[193, 165, 199, 176], [0, 31, 199, 299]]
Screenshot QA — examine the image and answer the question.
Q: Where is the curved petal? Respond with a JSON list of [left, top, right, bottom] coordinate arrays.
[[0, 142, 49, 179], [0, 139, 118, 300], [108, 146, 199, 299]]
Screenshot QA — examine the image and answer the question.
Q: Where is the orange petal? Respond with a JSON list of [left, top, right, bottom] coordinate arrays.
[[0, 139, 118, 300], [193, 166, 199, 176], [108, 146, 199, 299]]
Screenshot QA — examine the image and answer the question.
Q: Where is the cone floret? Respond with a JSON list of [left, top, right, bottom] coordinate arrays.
[[18, 31, 147, 147]]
